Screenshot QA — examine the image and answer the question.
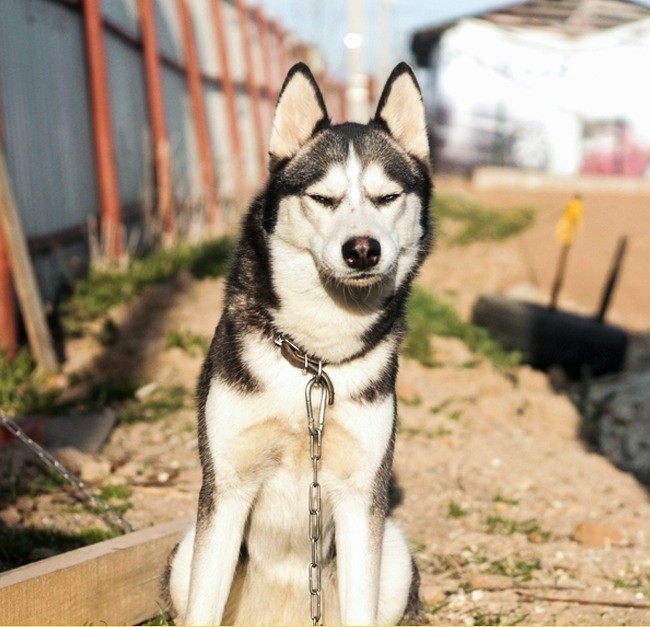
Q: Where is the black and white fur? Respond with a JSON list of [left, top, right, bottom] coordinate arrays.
[[164, 62, 433, 625]]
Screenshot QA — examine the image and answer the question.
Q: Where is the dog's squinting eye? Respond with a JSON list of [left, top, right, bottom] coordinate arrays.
[[375, 193, 402, 206], [307, 194, 336, 208]]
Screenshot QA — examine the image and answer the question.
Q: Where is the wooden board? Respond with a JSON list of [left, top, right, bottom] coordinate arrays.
[[0, 147, 57, 371], [0, 518, 189, 626]]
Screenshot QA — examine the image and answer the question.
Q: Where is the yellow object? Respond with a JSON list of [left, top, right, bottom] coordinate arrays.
[[555, 195, 584, 245]]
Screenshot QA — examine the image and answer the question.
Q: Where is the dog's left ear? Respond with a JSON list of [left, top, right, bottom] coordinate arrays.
[[269, 63, 330, 164], [374, 63, 429, 162]]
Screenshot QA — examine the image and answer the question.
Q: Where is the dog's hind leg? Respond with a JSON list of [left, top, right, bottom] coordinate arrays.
[[377, 518, 422, 625], [165, 525, 194, 622]]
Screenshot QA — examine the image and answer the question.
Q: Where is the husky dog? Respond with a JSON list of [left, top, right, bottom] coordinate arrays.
[[164, 62, 433, 625]]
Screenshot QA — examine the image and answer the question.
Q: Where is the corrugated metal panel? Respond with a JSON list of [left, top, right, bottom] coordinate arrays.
[[0, 0, 98, 240], [236, 93, 262, 188], [162, 68, 203, 204], [102, 0, 140, 38], [188, 0, 220, 76], [105, 33, 151, 211], [155, 0, 184, 64], [204, 85, 236, 200], [249, 14, 273, 145], [224, 1, 246, 81]]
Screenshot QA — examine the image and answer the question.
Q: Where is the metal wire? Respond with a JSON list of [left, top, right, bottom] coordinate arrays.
[[1, 411, 136, 534]]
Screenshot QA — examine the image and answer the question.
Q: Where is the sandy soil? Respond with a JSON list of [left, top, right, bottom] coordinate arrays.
[[1, 179, 649, 625]]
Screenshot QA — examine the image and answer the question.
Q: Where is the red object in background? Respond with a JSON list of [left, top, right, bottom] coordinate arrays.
[[581, 121, 650, 177]]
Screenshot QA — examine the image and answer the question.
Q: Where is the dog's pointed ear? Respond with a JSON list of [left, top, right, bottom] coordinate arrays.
[[269, 63, 330, 163], [374, 63, 429, 162]]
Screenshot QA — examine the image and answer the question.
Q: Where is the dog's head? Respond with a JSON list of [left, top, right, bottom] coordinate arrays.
[[264, 62, 432, 299]]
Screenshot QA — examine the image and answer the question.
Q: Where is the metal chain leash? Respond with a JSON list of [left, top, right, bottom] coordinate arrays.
[[305, 367, 329, 627], [0, 411, 136, 534]]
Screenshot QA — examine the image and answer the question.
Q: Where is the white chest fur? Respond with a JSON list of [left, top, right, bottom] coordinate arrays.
[[202, 332, 396, 564]]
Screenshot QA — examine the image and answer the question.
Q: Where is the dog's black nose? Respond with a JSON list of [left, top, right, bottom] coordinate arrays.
[[342, 237, 381, 269]]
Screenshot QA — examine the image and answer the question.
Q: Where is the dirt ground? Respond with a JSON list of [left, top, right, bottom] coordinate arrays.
[[2, 177, 649, 625]]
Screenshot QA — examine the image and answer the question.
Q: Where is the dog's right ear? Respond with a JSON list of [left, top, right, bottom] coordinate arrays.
[[269, 63, 330, 165]]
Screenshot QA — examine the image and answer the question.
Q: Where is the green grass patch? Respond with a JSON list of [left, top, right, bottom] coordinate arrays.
[[0, 465, 67, 508], [486, 556, 542, 582], [61, 237, 235, 335], [116, 385, 189, 425], [98, 485, 132, 515], [485, 515, 552, 540], [0, 526, 118, 572], [433, 193, 536, 246], [448, 501, 467, 518], [0, 350, 61, 416], [404, 285, 520, 370], [165, 329, 210, 357]]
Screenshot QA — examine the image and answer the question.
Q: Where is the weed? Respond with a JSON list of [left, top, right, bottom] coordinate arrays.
[[433, 194, 536, 246], [165, 329, 210, 357], [116, 385, 189, 424], [485, 515, 551, 541], [399, 425, 452, 439], [447, 409, 463, 422], [487, 556, 542, 581], [448, 500, 468, 518], [429, 400, 452, 414], [98, 485, 132, 515], [404, 285, 520, 370], [472, 609, 503, 625], [0, 350, 61, 416], [492, 493, 519, 506], [140, 610, 172, 626], [613, 573, 650, 596], [424, 600, 448, 617]]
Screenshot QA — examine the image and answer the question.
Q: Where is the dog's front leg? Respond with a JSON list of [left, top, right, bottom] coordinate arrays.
[[334, 496, 382, 625], [184, 490, 252, 626]]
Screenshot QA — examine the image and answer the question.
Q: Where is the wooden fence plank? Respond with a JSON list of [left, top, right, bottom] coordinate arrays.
[[0, 148, 57, 371], [0, 518, 189, 626]]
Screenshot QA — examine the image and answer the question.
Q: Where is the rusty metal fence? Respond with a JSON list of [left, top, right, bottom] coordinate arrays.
[[0, 0, 347, 355]]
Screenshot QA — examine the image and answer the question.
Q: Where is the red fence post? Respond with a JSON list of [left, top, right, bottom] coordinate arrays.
[[270, 20, 288, 78], [237, 0, 267, 180], [211, 0, 248, 204], [0, 79, 17, 357], [177, 0, 220, 227], [254, 7, 275, 105], [81, 0, 123, 259], [138, 0, 174, 236], [0, 229, 17, 358]]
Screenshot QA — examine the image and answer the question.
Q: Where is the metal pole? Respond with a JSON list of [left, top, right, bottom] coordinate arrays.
[[237, 0, 268, 181], [138, 0, 174, 236], [595, 236, 628, 323], [211, 0, 248, 205], [177, 0, 220, 227], [549, 243, 571, 310], [82, 0, 123, 259]]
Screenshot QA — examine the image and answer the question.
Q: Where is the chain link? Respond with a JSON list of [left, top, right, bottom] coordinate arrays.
[[305, 371, 329, 626], [0, 411, 136, 534]]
